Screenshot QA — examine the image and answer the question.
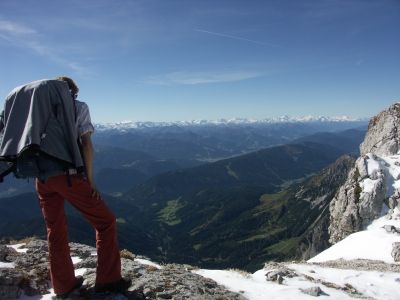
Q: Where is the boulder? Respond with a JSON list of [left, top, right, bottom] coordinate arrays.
[[300, 286, 322, 297], [392, 242, 400, 262], [383, 225, 399, 234], [0, 268, 23, 300], [0, 245, 7, 261], [264, 263, 298, 285]]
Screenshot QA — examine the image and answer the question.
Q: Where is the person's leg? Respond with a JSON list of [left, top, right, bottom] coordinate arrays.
[[57, 175, 122, 284], [36, 178, 76, 295]]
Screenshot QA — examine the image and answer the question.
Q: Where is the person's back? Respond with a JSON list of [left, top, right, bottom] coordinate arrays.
[[0, 76, 131, 299], [0, 79, 83, 182]]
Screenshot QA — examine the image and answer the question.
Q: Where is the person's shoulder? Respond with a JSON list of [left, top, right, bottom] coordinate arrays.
[[75, 100, 91, 120], [75, 100, 90, 112], [75, 100, 88, 108]]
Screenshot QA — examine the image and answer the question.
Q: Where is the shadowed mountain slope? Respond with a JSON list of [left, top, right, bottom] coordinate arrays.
[[0, 141, 352, 271], [92, 132, 236, 160], [0, 192, 138, 226], [123, 142, 344, 206], [0, 214, 158, 257], [288, 129, 366, 154], [0, 193, 41, 226], [115, 152, 355, 271], [93, 145, 157, 170]]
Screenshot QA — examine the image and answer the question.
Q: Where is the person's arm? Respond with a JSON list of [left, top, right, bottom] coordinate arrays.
[[80, 131, 101, 199], [0, 110, 4, 132], [0, 110, 4, 142]]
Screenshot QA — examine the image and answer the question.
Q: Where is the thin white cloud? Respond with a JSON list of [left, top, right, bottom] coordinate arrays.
[[194, 29, 297, 51], [0, 20, 36, 35], [0, 19, 48, 54], [0, 18, 95, 76], [142, 71, 266, 85], [66, 62, 91, 75]]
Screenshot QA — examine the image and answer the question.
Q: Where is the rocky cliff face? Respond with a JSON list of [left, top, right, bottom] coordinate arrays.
[[329, 103, 400, 247], [359, 103, 400, 157], [291, 154, 356, 260]]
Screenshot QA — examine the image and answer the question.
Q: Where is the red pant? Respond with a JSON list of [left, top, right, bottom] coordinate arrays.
[[36, 174, 122, 294]]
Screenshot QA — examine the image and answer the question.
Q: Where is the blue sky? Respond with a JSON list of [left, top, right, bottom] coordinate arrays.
[[0, 0, 399, 123]]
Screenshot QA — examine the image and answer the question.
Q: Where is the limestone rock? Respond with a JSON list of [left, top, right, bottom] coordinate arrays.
[[329, 156, 387, 244], [392, 242, 400, 262], [0, 268, 23, 300], [2, 239, 247, 300], [22, 239, 48, 252], [386, 195, 399, 210], [0, 245, 7, 261], [0, 245, 18, 262], [74, 256, 97, 269], [360, 102, 400, 157], [264, 262, 298, 284], [300, 286, 322, 297], [69, 242, 96, 259], [383, 225, 400, 234], [329, 103, 400, 244], [356, 157, 368, 180]]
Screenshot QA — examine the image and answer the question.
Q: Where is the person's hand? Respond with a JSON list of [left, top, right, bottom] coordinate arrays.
[[88, 181, 102, 200]]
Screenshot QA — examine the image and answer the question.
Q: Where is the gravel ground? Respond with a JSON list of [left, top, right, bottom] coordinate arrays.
[[306, 258, 400, 273]]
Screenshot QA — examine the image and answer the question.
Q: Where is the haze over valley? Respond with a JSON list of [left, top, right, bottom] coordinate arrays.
[[0, 116, 368, 271]]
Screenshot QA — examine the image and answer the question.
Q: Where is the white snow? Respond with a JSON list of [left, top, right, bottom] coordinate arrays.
[[8, 243, 28, 253], [308, 207, 400, 264], [0, 261, 15, 268], [194, 205, 400, 300]]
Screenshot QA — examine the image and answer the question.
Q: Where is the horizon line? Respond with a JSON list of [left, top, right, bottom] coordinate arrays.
[[94, 115, 370, 125]]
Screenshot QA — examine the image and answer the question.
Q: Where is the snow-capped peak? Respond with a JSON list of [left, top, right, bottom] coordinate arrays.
[[94, 115, 368, 132]]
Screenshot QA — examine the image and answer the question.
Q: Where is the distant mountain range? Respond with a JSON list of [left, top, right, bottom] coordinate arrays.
[[0, 121, 367, 198], [94, 116, 368, 132]]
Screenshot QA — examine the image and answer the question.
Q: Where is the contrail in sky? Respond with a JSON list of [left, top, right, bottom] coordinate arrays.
[[194, 29, 296, 51]]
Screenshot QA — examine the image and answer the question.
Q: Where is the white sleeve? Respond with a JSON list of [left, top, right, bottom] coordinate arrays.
[[76, 102, 95, 137]]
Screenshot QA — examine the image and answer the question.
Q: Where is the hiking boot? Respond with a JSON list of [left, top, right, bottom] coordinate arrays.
[[56, 275, 84, 299], [94, 277, 132, 293]]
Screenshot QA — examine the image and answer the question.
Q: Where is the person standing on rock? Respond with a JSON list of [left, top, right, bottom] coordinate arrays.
[[0, 76, 132, 299]]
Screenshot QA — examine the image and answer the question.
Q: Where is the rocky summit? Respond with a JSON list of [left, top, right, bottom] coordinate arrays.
[[0, 239, 246, 300], [3, 238, 400, 300], [329, 103, 400, 253]]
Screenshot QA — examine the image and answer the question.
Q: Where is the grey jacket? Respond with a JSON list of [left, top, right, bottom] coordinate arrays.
[[0, 79, 84, 176]]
